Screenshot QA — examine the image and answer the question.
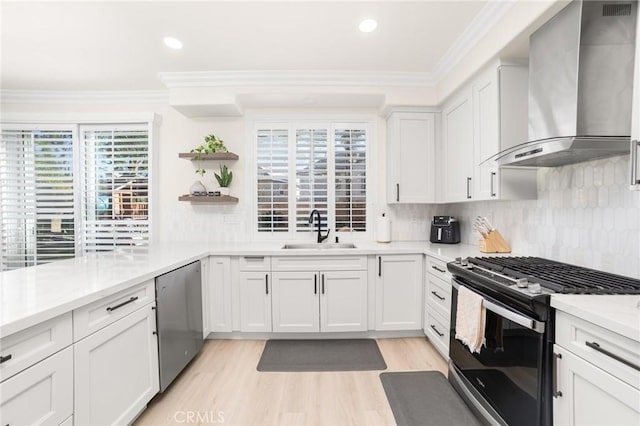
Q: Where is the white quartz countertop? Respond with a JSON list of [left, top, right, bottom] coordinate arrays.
[[1, 240, 483, 337], [551, 295, 640, 343]]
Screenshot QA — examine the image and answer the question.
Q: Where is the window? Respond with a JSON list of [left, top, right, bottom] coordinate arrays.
[[255, 120, 370, 238], [0, 121, 152, 271]]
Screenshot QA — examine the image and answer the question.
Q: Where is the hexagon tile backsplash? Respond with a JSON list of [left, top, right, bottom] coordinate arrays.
[[447, 156, 640, 278]]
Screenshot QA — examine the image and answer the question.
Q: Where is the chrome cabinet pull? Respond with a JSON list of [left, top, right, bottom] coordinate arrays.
[[631, 140, 640, 186], [490, 172, 496, 197], [553, 352, 563, 398], [586, 341, 640, 371], [466, 177, 472, 199], [106, 296, 138, 312], [431, 290, 445, 301], [430, 324, 444, 337]]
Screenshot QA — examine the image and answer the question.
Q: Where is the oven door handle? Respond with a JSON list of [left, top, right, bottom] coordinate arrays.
[[451, 280, 545, 334]]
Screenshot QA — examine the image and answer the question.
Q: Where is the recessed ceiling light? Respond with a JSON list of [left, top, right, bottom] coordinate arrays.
[[163, 37, 183, 50], [358, 19, 378, 33]]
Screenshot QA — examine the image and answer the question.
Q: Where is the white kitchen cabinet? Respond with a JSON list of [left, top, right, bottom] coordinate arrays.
[[375, 254, 423, 331], [271, 269, 368, 333], [200, 256, 211, 338], [272, 271, 320, 332], [442, 61, 537, 202], [386, 110, 437, 203], [442, 88, 474, 202], [0, 347, 73, 426], [424, 255, 452, 360], [208, 256, 232, 332], [631, 6, 640, 190], [74, 303, 159, 426], [239, 271, 272, 332], [553, 344, 640, 426], [320, 270, 368, 332]]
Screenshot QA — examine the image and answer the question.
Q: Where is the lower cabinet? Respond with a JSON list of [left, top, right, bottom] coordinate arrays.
[[239, 271, 272, 332], [553, 345, 640, 426], [0, 347, 73, 426], [74, 303, 159, 426], [271, 270, 367, 333], [375, 254, 423, 330], [208, 256, 232, 332]]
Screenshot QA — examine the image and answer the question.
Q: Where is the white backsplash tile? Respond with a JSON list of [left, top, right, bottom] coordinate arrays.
[[445, 156, 640, 278]]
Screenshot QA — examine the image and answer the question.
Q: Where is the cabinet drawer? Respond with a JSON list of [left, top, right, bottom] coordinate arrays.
[[0, 313, 72, 382], [427, 274, 452, 318], [73, 279, 155, 341], [425, 310, 449, 360], [272, 256, 367, 271], [556, 311, 640, 390], [238, 255, 271, 271], [427, 256, 450, 279], [0, 346, 73, 426]]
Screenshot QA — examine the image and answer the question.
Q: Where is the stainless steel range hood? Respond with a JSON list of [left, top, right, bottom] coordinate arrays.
[[492, 0, 637, 167]]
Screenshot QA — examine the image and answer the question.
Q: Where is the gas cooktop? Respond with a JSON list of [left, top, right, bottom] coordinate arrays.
[[451, 256, 640, 296]]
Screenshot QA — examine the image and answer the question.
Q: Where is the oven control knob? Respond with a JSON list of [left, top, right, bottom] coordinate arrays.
[[515, 278, 528, 288], [528, 283, 542, 294], [461, 258, 469, 267]]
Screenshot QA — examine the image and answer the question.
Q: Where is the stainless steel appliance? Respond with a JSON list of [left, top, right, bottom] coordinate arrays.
[[155, 260, 204, 392], [447, 256, 640, 425], [490, 0, 638, 167], [430, 216, 460, 244]]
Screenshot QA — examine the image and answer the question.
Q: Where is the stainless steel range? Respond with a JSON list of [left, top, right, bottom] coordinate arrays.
[[447, 256, 640, 426]]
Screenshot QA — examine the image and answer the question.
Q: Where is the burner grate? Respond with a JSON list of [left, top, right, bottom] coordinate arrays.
[[470, 257, 640, 295]]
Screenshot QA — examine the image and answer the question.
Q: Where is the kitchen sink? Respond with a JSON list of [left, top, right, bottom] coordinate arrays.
[[281, 243, 357, 250]]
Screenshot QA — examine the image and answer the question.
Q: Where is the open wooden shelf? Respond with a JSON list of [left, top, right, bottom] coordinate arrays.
[[178, 194, 239, 203], [178, 152, 239, 160]]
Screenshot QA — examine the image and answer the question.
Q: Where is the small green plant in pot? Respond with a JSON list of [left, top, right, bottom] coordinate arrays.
[[190, 134, 229, 176], [214, 165, 233, 196]]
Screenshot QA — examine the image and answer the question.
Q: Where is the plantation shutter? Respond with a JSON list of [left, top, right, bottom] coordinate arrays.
[[80, 124, 150, 252], [257, 127, 289, 232], [0, 126, 76, 270], [334, 126, 367, 232], [295, 128, 328, 232]]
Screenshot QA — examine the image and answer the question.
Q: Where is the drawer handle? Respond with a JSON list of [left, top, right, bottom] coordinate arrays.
[[431, 265, 446, 274], [244, 256, 264, 260], [553, 352, 563, 398], [0, 354, 12, 364], [585, 341, 640, 372], [106, 296, 138, 312], [430, 324, 444, 337], [431, 291, 445, 301]]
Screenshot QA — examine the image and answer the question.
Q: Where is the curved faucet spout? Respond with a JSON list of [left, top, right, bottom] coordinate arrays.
[[308, 209, 330, 243]]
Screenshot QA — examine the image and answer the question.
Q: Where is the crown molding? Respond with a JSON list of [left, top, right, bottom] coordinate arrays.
[[430, 0, 516, 82], [158, 70, 436, 89], [0, 90, 168, 104]]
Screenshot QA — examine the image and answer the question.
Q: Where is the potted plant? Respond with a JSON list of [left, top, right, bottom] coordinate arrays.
[[214, 165, 233, 196], [188, 133, 229, 193]]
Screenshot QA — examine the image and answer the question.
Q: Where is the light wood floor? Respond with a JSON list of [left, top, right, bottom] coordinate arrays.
[[135, 337, 448, 426]]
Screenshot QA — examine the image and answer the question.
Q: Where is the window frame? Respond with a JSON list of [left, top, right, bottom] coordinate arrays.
[[249, 114, 376, 242]]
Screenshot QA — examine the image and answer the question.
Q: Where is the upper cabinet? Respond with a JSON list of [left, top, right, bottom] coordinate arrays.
[[631, 9, 640, 190], [386, 110, 437, 204], [441, 60, 537, 203]]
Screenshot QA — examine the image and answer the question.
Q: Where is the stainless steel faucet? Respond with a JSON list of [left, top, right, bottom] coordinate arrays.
[[308, 209, 330, 243]]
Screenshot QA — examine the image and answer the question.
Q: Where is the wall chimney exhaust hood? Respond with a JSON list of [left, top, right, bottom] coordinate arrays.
[[491, 0, 637, 167]]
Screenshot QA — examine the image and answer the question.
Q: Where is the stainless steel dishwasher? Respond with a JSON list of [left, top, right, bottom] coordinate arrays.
[[155, 260, 204, 392]]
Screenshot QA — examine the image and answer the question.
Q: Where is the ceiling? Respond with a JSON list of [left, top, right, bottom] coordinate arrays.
[[0, 0, 516, 91]]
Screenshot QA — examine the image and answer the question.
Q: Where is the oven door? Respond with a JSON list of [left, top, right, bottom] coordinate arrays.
[[449, 279, 547, 426]]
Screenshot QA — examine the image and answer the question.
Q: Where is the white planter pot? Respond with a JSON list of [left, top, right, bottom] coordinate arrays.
[[219, 187, 230, 196]]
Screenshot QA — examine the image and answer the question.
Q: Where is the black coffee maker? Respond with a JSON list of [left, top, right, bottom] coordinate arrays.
[[430, 216, 460, 244]]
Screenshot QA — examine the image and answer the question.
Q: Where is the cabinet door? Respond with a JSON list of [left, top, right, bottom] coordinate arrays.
[[200, 256, 211, 337], [74, 304, 159, 426], [387, 112, 436, 203], [320, 270, 367, 332], [272, 271, 319, 332], [473, 67, 499, 200], [554, 345, 640, 426], [443, 89, 474, 202], [0, 347, 73, 426], [375, 255, 423, 331], [209, 256, 232, 332], [239, 271, 272, 332], [632, 9, 640, 190]]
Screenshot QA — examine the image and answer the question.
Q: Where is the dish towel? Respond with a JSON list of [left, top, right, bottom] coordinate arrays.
[[455, 286, 486, 353]]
